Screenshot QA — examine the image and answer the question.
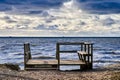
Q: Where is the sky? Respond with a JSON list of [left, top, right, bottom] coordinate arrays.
[[0, 0, 120, 37]]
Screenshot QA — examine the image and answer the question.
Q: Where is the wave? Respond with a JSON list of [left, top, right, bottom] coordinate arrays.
[[94, 60, 120, 63], [32, 56, 55, 59], [95, 50, 120, 55]]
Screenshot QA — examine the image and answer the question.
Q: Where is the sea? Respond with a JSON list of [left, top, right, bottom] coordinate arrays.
[[0, 37, 120, 70]]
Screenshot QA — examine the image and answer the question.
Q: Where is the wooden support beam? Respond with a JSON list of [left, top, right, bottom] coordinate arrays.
[[56, 43, 60, 70], [59, 51, 77, 53], [24, 43, 32, 70]]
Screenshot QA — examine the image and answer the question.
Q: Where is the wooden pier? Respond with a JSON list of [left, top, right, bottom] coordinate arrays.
[[24, 42, 93, 71]]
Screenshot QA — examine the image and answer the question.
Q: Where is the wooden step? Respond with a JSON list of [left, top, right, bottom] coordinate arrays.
[[77, 51, 91, 56]]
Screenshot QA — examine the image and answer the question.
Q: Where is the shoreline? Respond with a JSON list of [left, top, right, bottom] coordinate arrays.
[[0, 63, 120, 80]]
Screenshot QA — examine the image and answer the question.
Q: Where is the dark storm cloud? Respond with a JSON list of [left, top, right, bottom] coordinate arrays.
[[78, 0, 120, 14], [0, 0, 67, 15], [0, 0, 66, 7], [0, 0, 120, 14], [28, 10, 43, 14], [0, 4, 12, 11]]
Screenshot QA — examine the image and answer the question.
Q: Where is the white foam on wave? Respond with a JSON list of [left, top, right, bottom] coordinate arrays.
[[113, 50, 120, 54]]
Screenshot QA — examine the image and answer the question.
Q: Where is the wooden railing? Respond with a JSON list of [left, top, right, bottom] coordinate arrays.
[[56, 42, 93, 70]]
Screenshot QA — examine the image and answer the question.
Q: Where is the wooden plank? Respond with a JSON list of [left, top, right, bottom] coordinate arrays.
[[57, 42, 93, 45], [59, 50, 77, 53], [57, 42, 84, 45], [77, 51, 91, 56], [60, 60, 86, 65], [84, 42, 94, 45], [25, 68, 58, 70], [26, 59, 58, 65], [26, 59, 86, 65]]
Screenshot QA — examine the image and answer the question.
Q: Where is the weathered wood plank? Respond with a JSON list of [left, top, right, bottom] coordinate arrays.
[[60, 60, 86, 65], [24, 43, 32, 69], [77, 51, 91, 56], [25, 68, 58, 70], [57, 42, 84, 45], [59, 51, 77, 53], [57, 42, 93, 45], [26, 59, 86, 65], [26, 60, 58, 65]]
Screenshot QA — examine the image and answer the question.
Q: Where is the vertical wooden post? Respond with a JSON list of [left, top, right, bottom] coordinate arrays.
[[90, 44, 93, 69], [27, 43, 31, 59], [56, 44, 58, 60], [56, 43, 60, 70], [84, 44, 87, 52], [84, 43, 87, 62], [24, 43, 32, 70], [88, 44, 90, 63], [24, 44, 26, 70], [81, 44, 83, 51]]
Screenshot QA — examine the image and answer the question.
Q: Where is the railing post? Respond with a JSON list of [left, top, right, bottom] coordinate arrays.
[[56, 43, 60, 70], [87, 44, 90, 63], [83, 42, 93, 70], [24, 43, 26, 70], [90, 44, 93, 69], [24, 43, 32, 70], [84, 44, 87, 52], [81, 44, 83, 51]]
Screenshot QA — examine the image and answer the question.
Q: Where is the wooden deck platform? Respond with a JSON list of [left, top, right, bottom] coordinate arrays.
[[26, 59, 86, 65], [24, 42, 93, 71], [25, 59, 86, 70]]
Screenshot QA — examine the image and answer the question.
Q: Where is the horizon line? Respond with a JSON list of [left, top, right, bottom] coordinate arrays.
[[0, 36, 120, 38]]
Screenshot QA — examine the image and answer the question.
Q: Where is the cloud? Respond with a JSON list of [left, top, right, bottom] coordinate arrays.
[[0, 0, 120, 37], [28, 10, 43, 14], [48, 25, 58, 30], [1, 16, 17, 23], [33, 24, 46, 30], [5, 26, 14, 29], [16, 25, 28, 29], [40, 11, 50, 17], [34, 24, 58, 30], [78, 0, 120, 14], [102, 18, 116, 26], [1, 0, 120, 15]]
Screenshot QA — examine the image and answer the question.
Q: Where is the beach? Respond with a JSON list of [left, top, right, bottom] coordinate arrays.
[[0, 64, 120, 80]]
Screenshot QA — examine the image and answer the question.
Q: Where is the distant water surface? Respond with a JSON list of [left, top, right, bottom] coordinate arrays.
[[0, 37, 120, 70]]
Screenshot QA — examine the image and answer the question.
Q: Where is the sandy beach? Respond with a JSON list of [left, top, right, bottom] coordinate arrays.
[[0, 64, 120, 80]]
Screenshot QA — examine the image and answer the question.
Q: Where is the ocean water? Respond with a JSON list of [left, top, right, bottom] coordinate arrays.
[[0, 37, 120, 70]]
